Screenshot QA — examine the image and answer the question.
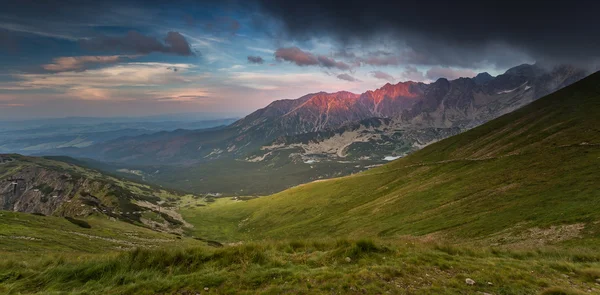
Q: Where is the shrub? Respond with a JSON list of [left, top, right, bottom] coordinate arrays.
[[345, 239, 387, 259]]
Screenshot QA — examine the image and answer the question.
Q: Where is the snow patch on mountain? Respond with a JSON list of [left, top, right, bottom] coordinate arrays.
[[383, 156, 401, 161]]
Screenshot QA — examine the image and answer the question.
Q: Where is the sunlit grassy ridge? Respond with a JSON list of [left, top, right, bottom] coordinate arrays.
[[183, 72, 600, 243]]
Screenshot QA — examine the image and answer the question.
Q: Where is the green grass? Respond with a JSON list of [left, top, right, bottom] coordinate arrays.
[[1, 239, 600, 294], [181, 72, 600, 244], [0, 211, 201, 259]]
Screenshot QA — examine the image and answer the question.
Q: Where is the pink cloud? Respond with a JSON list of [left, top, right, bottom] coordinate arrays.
[[275, 47, 350, 70], [0, 103, 26, 108], [275, 47, 319, 66]]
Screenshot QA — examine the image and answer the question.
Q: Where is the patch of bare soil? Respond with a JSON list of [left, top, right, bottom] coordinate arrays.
[[486, 223, 586, 247]]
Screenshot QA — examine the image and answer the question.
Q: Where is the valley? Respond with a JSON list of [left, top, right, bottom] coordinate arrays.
[[0, 70, 599, 294]]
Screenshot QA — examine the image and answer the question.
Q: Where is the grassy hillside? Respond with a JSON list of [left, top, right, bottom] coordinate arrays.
[[182, 71, 600, 244], [1, 154, 197, 233], [2, 237, 600, 294], [0, 211, 199, 258], [1, 73, 599, 294]]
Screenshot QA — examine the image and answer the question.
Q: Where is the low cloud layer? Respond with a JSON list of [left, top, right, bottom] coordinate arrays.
[[336, 73, 360, 82], [42, 55, 138, 72], [275, 47, 350, 70], [425, 67, 477, 81], [80, 31, 194, 56], [371, 71, 394, 81], [400, 66, 425, 82]]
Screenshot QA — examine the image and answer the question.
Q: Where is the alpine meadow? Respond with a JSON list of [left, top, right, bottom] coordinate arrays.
[[1, 0, 600, 294]]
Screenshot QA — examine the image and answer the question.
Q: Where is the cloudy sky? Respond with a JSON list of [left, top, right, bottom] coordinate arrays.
[[1, 0, 598, 119]]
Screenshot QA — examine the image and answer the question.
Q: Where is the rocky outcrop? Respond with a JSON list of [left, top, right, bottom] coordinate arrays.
[[0, 155, 186, 233]]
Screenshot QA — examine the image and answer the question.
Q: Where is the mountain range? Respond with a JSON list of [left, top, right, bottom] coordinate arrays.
[[46, 63, 587, 194], [1, 68, 599, 295]]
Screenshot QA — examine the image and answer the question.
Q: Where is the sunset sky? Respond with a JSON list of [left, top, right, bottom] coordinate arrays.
[[1, 0, 598, 119]]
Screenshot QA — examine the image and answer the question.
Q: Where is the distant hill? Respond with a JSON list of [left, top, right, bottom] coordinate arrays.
[[0, 118, 237, 155], [186, 71, 600, 244], [0, 154, 191, 233]]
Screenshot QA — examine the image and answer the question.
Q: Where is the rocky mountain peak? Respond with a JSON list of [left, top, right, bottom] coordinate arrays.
[[368, 81, 423, 101], [473, 72, 494, 85]]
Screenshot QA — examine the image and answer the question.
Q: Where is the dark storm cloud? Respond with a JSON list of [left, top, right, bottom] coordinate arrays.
[[252, 0, 600, 68], [247, 55, 265, 64], [80, 31, 194, 56], [275, 47, 350, 70], [164, 32, 194, 56]]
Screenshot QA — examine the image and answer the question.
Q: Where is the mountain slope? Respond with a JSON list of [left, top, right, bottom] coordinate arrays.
[[0, 154, 192, 233], [184, 71, 600, 244], [249, 64, 586, 163], [1, 73, 599, 295]]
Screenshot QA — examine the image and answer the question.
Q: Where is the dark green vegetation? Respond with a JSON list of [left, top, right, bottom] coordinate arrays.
[[0, 73, 599, 294], [47, 127, 377, 195], [146, 154, 377, 195]]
